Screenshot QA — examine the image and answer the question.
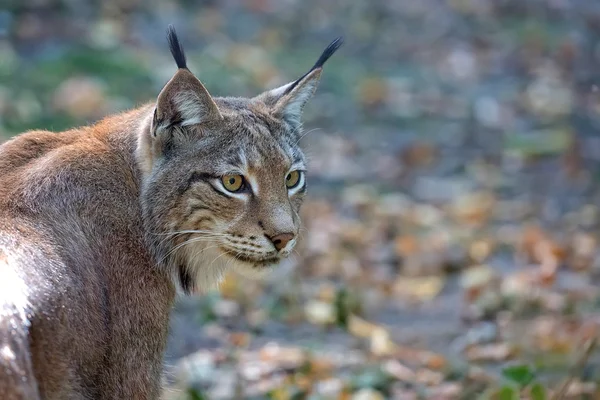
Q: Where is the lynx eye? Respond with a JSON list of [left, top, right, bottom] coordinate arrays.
[[285, 170, 301, 189], [221, 174, 244, 192]]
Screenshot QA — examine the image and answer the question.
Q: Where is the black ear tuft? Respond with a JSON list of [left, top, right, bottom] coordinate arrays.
[[167, 24, 187, 69], [285, 36, 344, 95], [312, 36, 344, 70]]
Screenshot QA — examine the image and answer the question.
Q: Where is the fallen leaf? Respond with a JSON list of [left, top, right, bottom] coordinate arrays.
[[469, 239, 494, 263], [392, 276, 445, 302], [348, 315, 380, 339], [259, 343, 305, 368], [305, 300, 337, 325], [351, 388, 386, 400], [415, 368, 444, 386], [370, 327, 397, 357], [450, 191, 495, 225], [381, 360, 416, 382], [461, 265, 496, 301], [465, 343, 515, 362], [399, 142, 438, 168], [228, 332, 250, 348]]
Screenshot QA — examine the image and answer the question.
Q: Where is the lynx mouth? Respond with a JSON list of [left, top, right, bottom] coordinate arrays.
[[220, 247, 282, 268]]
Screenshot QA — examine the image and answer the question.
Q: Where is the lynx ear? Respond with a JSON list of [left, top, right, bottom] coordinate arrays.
[[256, 37, 343, 129], [152, 25, 222, 137]]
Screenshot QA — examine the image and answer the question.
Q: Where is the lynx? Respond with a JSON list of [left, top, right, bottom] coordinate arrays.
[[0, 26, 342, 399]]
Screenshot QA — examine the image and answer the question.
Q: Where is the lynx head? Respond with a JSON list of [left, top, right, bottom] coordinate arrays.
[[138, 26, 342, 294]]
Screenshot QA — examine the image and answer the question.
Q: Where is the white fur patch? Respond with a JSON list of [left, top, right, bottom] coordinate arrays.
[[246, 174, 260, 196], [178, 242, 230, 293], [262, 71, 320, 128], [0, 253, 30, 324], [267, 82, 294, 98], [231, 262, 275, 280], [0, 345, 15, 361], [214, 179, 251, 201], [174, 234, 285, 294], [281, 79, 318, 122], [174, 91, 209, 126]]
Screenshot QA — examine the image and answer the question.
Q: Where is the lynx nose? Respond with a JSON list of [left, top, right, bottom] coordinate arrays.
[[267, 233, 294, 252]]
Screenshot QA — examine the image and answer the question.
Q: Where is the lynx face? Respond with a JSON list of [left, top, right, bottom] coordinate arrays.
[[139, 27, 342, 294]]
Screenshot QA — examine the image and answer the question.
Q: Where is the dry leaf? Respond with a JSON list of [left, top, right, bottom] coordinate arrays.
[[392, 276, 445, 301], [469, 239, 494, 263], [305, 300, 337, 325], [461, 265, 496, 302], [400, 142, 438, 168], [415, 368, 444, 386], [382, 360, 416, 381], [394, 235, 420, 257], [348, 315, 380, 339], [352, 388, 386, 400], [259, 343, 305, 368], [450, 191, 495, 225], [370, 327, 397, 356], [228, 332, 250, 348], [465, 343, 515, 361]]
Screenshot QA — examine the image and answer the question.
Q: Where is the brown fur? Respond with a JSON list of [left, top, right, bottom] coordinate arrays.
[[0, 28, 341, 399]]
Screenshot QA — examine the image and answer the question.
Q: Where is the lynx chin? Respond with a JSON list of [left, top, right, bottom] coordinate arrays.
[[0, 25, 342, 399]]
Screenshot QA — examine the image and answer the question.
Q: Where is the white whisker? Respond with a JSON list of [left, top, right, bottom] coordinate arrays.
[[207, 250, 230, 271], [292, 127, 321, 147], [154, 230, 226, 248], [159, 237, 219, 264], [151, 229, 227, 238]]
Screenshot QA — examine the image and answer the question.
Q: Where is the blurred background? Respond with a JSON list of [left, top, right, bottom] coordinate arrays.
[[3, 0, 600, 398]]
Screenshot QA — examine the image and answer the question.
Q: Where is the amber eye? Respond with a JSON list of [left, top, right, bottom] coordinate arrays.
[[221, 174, 244, 192], [285, 170, 301, 189]]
